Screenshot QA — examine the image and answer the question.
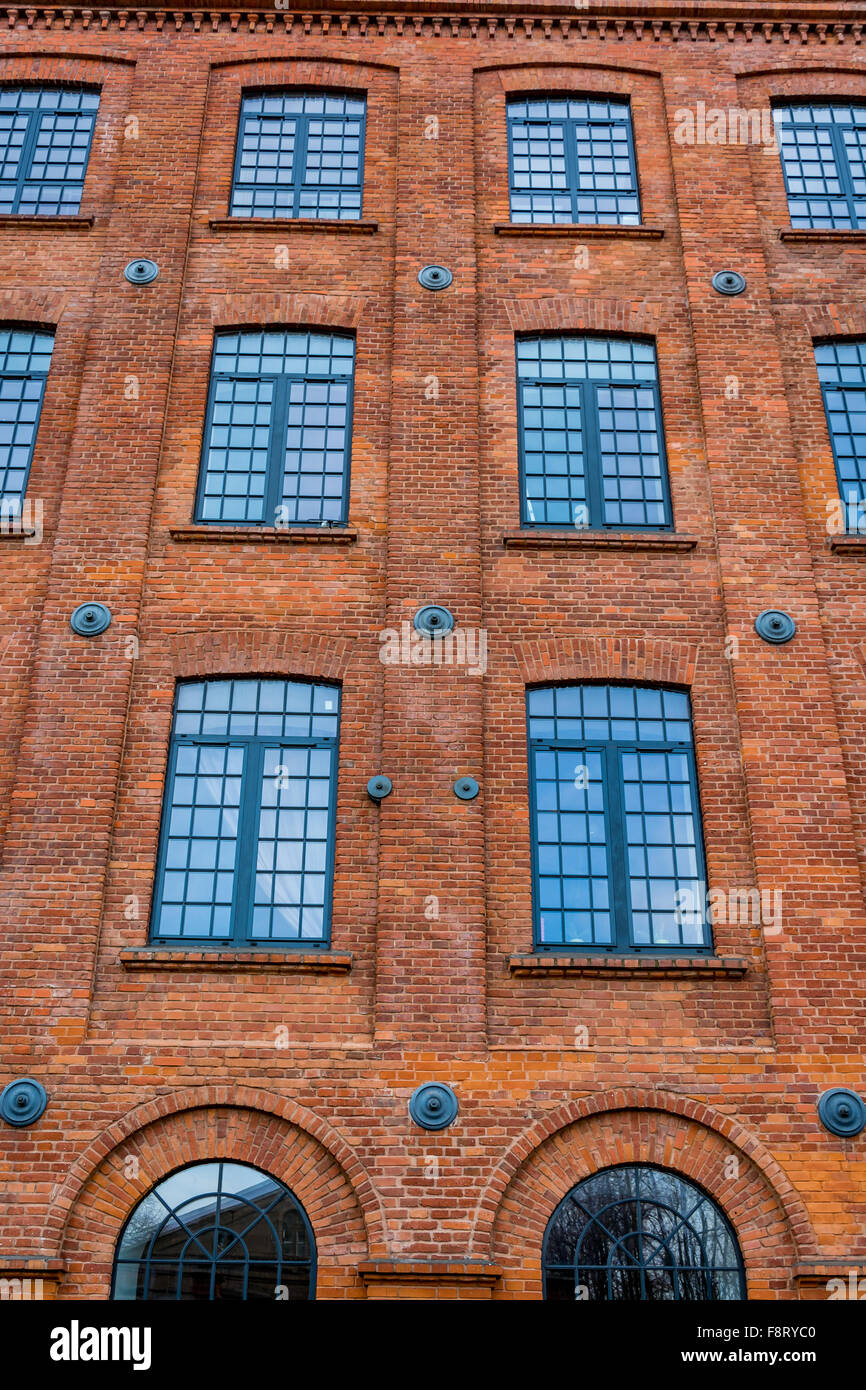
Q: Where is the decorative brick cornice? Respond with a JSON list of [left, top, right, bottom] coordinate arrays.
[[208, 291, 367, 331], [510, 634, 700, 687], [0, 8, 862, 43], [504, 294, 666, 339]]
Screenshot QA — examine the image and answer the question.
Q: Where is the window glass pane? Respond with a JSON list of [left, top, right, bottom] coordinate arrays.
[[543, 1165, 745, 1301], [517, 336, 668, 530], [0, 87, 98, 215], [528, 685, 708, 952], [152, 679, 340, 946], [197, 330, 354, 527], [230, 90, 365, 221], [775, 103, 866, 229], [0, 327, 54, 511], [507, 96, 639, 225], [113, 1161, 314, 1301]]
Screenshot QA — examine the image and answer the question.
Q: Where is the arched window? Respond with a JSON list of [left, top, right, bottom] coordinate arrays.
[[543, 1165, 746, 1301], [112, 1161, 315, 1300]]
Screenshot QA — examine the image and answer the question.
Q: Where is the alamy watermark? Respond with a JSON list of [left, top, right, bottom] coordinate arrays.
[[0, 497, 43, 545], [675, 884, 783, 934], [379, 621, 487, 675], [674, 102, 778, 153]]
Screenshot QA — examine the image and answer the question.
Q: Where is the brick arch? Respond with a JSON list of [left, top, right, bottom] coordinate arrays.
[[0, 53, 135, 77], [801, 304, 866, 343], [211, 54, 398, 77], [0, 290, 69, 330], [51, 1087, 388, 1299], [504, 295, 666, 339], [165, 628, 357, 684], [476, 1089, 815, 1299], [510, 635, 700, 689], [487, 60, 663, 83], [209, 293, 367, 332]]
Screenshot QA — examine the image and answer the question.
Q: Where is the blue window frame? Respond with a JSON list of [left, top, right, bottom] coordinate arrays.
[[527, 684, 711, 953], [507, 97, 640, 225], [517, 336, 671, 530], [0, 87, 99, 215], [150, 678, 340, 947], [815, 340, 866, 519], [195, 330, 354, 526], [112, 1161, 316, 1300], [776, 103, 866, 229], [0, 328, 53, 512], [230, 90, 366, 220], [542, 1165, 746, 1301]]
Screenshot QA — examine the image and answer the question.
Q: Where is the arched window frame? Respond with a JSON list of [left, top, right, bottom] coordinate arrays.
[[111, 1160, 317, 1301]]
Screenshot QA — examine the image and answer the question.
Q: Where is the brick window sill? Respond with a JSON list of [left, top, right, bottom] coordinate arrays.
[[828, 534, 866, 554], [502, 529, 698, 552], [119, 948, 352, 974], [169, 525, 358, 545], [493, 223, 664, 239], [358, 1261, 502, 1288], [778, 228, 866, 243], [508, 954, 749, 978], [0, 215, 93, 229], [209, 217, 378, 235]]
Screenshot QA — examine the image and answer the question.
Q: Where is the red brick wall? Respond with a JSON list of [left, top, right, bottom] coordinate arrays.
[[0, 3, 864, 1301]]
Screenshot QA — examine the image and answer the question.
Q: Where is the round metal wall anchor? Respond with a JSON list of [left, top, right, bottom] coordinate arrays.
[[818, 1088, 866, 1138], [417, 264, 452, 291], [712, 270, 746, 296], [0, 1077, 47, 1128], [367, 775, 393, 803], [754, 609, 796, 644], [70, 602, 112, 637], [413, 605, 455, 637], [409, 1082, 459, 1131], [453, 776, 479, 801], [124, 258, 159, 285]]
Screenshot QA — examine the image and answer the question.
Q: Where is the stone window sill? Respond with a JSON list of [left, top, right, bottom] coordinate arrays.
[[119, 948, 352, 974], [209, 217, 378, 235], [828, 534, 866, 555], [502, 529, 698, 552], [493, 223, 664, 239], [779, 228, 866, 243], [169, 525, 358, 545], [0, 215, 92, 229], [508, 954, 749, 978]]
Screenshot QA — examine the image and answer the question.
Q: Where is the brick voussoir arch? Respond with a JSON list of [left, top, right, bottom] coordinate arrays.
[[504, 295, 667, 339], [210, 292, 367, 332], [802, 304, 866, 343], [46, 1085, 388, 1260], [165, 628, 357, 684], [471, 1087, 817, 1264], [0, 291, 69, 331], [511, 635, 700, 689]]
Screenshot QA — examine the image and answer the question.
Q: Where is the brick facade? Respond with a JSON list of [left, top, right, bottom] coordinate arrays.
[[0, 1, 864, 1301]]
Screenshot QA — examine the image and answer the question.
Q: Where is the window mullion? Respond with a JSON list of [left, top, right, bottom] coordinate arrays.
[[582, 378, 605, 528], [293, 114, 310, 219], [13, 110, 42, 214], [232, 740, 262, 945], [604, 741, 631, 951], [832, 121, 859, 229], [265, 374, 289, 526], [563, 116, 580, 224]]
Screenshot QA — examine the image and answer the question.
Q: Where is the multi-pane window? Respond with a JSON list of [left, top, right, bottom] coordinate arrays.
[[195, 330, 354, 526], [507, 97, 640, 225], [113, 1161, 315, 1301], [230, 91, 366, 220], [0, 87, 99, 215], [517, 336, 670, 529], [816, 341, 866, 521], [776, 103, 866, 229], [151, 678, 340, 947], [0, 328, 53, 512], [543, 1166, 746, 1301], [527, 684, 710, 953]]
